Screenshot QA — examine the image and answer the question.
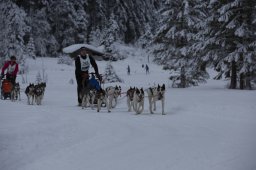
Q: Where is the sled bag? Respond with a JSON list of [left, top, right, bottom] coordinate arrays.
[[2, 80, 12, 93]]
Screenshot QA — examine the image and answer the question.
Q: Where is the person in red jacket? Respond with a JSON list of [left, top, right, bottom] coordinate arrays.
[[1, 56, 19, 85]]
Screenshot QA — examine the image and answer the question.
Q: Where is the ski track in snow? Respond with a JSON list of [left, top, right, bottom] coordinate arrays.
[[0, 55, 256, 170]]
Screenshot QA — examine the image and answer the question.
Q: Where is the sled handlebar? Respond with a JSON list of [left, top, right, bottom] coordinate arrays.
[[89, 72, 103, 76]]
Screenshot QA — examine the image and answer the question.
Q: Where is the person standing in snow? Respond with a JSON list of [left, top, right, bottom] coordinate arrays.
[[1, 55, 19, 85], [127, 65, 130, 75], [75, 47, 101, 106], [145, 64, 149, 74]]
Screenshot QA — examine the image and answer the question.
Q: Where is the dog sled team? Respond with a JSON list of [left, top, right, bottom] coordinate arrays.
[[1, 48, 166, 115], [1, 78, 47, 105], [75, 47, 166, 114], [1, 55, 47, 105], [80, 81, 166, 115], [1, 79, 46, 105]]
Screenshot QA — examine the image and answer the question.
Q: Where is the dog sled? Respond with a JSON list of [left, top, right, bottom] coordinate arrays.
[[1, 78, 20, 101], [82, 73, 107, 108], [1, 79, 12, 100]]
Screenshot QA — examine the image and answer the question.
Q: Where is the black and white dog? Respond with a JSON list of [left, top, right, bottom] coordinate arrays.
[[11, 82, 20, 101], [105, 85, 121, 109], [34, 83, 45, 105], [81, 88, 97, 110], [95, 88, 110, 113], [25, 83, 46, 105], [39, 82, 46, 100], [25, 83, 35, 105], [126, 87, 135, 112], [146, 84, 165, 115], [133, 88, 144, 114]]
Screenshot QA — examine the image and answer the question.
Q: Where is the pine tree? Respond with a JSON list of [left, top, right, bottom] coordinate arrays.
[[0, 0, 30, 64], [199, 0, 256, 89], [104, 62, 123, 83], [26, 37, 36, 59], [0, 0, 161, 57], [101, 13, 120, 51], [89, 27, 103, 46], [48, 1, 78, 48], [30, 7, 58, 57], [151, 0, 208, 88]]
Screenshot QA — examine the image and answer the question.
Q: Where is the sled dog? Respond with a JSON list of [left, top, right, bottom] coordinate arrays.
[[81, 88, 97, 110], [105, 85, 121, 109], [11, 82, 20, 101], [126, 87, 135, 112], [146, 84, 165, 115], [34, 84, 44, 105], [25, 83, 35, 105], [133, 88, 144, 114], [95, 88, 110, 112], [40, 82, 46, 99]]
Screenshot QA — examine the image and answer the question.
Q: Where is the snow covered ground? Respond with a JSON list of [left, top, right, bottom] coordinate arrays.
[[1, 51, 256, 170]]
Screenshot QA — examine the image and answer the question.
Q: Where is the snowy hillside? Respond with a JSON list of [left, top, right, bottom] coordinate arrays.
[[0, 49, 256, 170]]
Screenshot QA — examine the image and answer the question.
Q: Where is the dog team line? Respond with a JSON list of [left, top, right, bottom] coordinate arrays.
[[127, 84, 165, 115], [81, 84, 166, 115], [23, 82, 165, 115]]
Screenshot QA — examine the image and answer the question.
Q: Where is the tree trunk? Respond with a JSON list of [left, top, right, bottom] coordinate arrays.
[[180, 66, 186, 88], [200, 62, 206, 72], [239, 73, 244, 90], [229, 60, 237, 89], [245, 71, 252, 90]]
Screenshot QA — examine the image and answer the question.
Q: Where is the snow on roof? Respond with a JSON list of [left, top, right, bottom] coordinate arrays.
[[62, 44, 105, 56]]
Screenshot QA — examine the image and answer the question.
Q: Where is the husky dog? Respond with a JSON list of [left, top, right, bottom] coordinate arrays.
[[11, 82, 20, 101], [146, 84, 166, 115], [34, 84, 44, 105], [133, 88, 144, 114], [80, 79, 97, 109], [126, 87, 135, 112], [25, 83, 35, 105], [39, 82, 46, 99], [81, 88, 97, 109], [95, 88, 110, 112], [105, 85, 122, 109]]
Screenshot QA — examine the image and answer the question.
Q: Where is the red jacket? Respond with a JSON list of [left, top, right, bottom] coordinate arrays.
[[1, 61, 19, 76]]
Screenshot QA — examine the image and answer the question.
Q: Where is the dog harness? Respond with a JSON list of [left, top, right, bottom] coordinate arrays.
[[79, 55, 90, 72]]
